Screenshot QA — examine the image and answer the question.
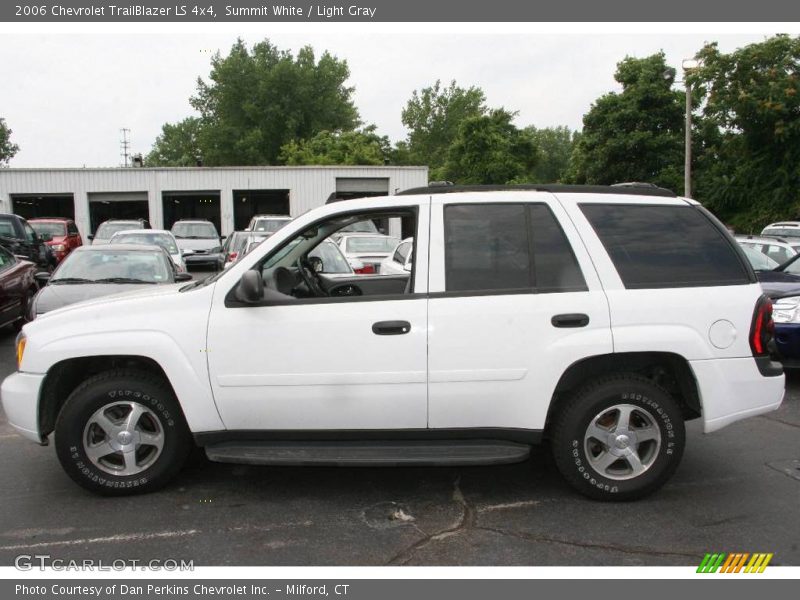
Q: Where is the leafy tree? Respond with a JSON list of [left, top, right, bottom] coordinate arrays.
[[401, 80, 487, 178], [567, 52, 685, 192], [146, 117, 203, 167], [525, 126, 576, 183], [443, 109, 538, 185], [691, 35, 800, 231], [184, 38, 359, 166], [0, 118, 20, 166], [279, 126, 391, 166]]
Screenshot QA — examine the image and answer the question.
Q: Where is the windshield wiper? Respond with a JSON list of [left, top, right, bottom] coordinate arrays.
[[50, 277, 94, 284], [93, 277, 156, 284]]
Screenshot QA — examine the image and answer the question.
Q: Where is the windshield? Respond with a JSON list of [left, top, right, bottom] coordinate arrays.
[[52, 250, 172, 283], [740, 245, 779, 271], [172, 222, 218, 239], [345, 236, 399, 253], [252, 218, 290, 233], [762, 228, 800, 239], [111, 232, 179, 254], [30, 222, 67, 237], [310, 241, 352, 274], [95, 222, 141, 240]]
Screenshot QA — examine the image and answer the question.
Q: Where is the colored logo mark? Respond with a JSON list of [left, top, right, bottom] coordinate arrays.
[[697, 552, 773, 573]]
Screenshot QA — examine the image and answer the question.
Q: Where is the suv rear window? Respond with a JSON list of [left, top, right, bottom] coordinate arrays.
[[444, 203, 586, 293], [580, 204, 750, 289]]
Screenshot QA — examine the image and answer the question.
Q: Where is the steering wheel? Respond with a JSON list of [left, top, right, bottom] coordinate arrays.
[[296, 257, 328, 297]]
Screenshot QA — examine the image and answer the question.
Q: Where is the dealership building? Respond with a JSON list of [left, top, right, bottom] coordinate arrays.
[[0, 166, 429, 239]]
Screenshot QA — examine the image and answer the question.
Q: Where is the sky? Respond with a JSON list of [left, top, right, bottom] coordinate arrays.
[[0, 31, 774, 168]]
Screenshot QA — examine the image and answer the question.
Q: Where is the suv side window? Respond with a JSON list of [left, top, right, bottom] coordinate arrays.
[[443, 203, 586, 293], [0, 246, 14, 272], [581, 204, 751, 289]]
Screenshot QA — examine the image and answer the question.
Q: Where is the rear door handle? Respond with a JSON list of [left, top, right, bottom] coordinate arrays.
[[551, 313, 590, 328], [372, 320, 411, 335]]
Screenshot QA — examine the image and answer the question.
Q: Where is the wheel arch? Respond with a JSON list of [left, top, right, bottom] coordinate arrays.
[[544, 351, 701, 436]]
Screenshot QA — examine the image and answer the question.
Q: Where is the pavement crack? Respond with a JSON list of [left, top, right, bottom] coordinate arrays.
[[476, 526, 699, 560], [386, 476, 475, 565], [758, 414, 800, 429]]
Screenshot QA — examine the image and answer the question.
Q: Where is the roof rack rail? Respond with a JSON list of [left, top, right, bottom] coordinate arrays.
[[397, 183, 677, 198]]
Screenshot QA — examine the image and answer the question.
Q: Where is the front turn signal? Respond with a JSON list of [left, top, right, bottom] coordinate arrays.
[[16, 334, 26, 370]]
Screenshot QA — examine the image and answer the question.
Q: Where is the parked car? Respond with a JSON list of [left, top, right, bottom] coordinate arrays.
[[246, 215, 292, 234], [108, 229, 187, 272], [336, 232, 400, 274], [221, 231, 250, 268], [761, 221, 800, 241], [380, 238, 413, 275], [171, 219, 224, 271], [736, 235, 799, 265], [0, 213, 53, 271], [1, 184, 784, 501], [0, 245, 38, 330], [90, 219, 151, 245], [739, 244, 781, 272], [28, 217, 83, 264], [29, 244, 191, 319]]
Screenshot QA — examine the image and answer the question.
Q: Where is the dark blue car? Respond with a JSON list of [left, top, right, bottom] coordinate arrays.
[[744, 247, 800, 367]]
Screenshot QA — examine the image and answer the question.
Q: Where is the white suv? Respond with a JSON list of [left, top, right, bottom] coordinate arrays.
[[1, 185, 784, 500]]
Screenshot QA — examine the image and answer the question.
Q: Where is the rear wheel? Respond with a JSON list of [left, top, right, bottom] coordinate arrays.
[[550, 374, 685, 501], [54, 369, 192, 495]]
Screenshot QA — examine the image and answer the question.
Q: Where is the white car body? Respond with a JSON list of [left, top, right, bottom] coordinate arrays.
[[108, 229, 186, 272], [380, 238, 413, 275], [1, 188, 785, 497]]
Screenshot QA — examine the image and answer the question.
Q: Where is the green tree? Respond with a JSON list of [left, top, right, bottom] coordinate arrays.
[[443, 109, 538, 185], [279, 126, 391, 165], [567, 52, 685, 192], [185, 38, 359, 166], [0, 118, 20, 166], [691, 35, 800, 232], [526, 125, 576, 183], [401, 80, 487, 178], [146, 117, 202, 166]]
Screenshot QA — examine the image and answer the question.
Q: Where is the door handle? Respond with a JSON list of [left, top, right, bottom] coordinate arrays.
[[372, 320, 411, 335], [551, 313, 590, 328]]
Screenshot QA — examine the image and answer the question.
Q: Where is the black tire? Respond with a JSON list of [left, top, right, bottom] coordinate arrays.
[[54, 369, 192, 496], [12, 288, 35, 332], [550, 374, 685, 501]]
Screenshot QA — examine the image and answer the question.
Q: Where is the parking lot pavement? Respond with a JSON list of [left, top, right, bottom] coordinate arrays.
[[0, 322, 797, 567]]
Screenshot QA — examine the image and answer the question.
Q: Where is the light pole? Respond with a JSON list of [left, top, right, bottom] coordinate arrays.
[[681, 59, 701, 198]]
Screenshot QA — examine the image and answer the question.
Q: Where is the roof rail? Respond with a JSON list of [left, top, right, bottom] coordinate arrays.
[[396, 183, 677, 198]]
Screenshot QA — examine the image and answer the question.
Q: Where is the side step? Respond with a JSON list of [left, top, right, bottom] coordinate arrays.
[[205, 440, 531, 467]]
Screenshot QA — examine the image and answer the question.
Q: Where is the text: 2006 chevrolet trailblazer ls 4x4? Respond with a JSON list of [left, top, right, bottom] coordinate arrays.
[[1, 185, 785, 500]]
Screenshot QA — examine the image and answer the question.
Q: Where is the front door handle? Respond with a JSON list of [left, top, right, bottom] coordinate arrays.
[[372, 320, 411, 335], [551, 313, 590, 328]]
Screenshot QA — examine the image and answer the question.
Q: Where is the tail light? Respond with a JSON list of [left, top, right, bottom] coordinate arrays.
[[354, 264, 375, 274], [750, 295, 774, 356], [227, 252, 238, 263]]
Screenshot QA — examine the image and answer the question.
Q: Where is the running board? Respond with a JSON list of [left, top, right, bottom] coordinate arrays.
[[204, 440, 531, 467]]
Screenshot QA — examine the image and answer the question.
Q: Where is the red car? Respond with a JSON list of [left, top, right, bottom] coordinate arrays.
[[28, 217, 83, 263], [0, 245, 37, 330]]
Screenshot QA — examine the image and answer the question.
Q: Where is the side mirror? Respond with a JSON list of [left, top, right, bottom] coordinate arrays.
[[40, 233, 53, 242], [174, 272, 192, 282], [35, 272, 51, 283], [308, 256, 324, 273], [87, 234, 94, 241], [237, 270, 263, 303]]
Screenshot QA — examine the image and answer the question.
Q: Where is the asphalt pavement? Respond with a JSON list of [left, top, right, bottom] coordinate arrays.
[[0, 273, 797, 566]]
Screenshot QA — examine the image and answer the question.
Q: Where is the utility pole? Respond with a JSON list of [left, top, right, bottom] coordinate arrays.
[[120, 128, 131, 167], [684, 81, 692, 198]]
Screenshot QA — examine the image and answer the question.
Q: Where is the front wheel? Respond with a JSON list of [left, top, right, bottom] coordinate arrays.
[[54, 369, 192, 495], [550, 374, 685, 501]]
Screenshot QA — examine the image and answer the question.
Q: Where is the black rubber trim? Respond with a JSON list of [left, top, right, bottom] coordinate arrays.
[[397, 184, 676, 198], [193, 427, 543, 447], [754, 356, 784, 377]]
